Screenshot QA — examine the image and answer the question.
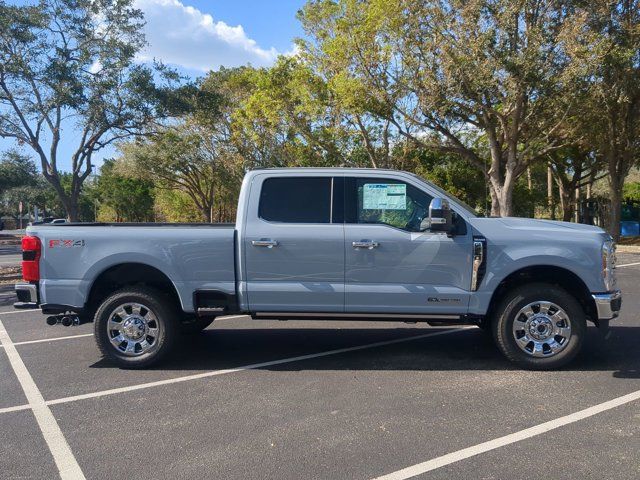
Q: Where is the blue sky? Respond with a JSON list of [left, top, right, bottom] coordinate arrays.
[[1, 0, 307, 171]]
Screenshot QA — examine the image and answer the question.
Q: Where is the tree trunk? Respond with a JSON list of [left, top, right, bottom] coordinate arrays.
[[608, 178, 622, 239], [489, 187, 500, 217], [574, 185, 580, 223], [498, 185, 514, 217], [547, 164, 555, 220], [62, 196, 80, 222], [558, 183, 574, 222]]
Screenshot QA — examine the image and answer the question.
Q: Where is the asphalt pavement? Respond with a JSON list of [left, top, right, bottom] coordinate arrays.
[[0, 255, 638, 480]]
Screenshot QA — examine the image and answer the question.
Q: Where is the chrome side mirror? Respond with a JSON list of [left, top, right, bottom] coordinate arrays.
[[425, 197, 452, 233]]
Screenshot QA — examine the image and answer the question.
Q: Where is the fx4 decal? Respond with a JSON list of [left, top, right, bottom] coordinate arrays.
[[49, 239, 85, 248]]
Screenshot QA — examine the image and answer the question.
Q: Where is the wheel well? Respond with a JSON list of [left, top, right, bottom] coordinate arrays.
[[487, 265, 597, 321], [86, 263, 181, 315]]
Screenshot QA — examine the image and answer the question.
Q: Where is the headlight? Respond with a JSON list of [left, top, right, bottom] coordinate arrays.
[[602, 239, 616, 291]]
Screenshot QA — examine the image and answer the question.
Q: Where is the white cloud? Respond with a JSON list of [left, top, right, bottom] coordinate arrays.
[[134, 0, 285, 71]]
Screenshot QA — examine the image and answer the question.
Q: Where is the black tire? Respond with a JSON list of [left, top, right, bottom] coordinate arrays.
[[179, 315, 214, 334], [93, 287, 178, 369], [477, 318, 492, 334], [492, 282, 586, 370]]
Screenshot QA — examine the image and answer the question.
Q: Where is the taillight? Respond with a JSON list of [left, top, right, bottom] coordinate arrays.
[[22, 235, 41, 282]]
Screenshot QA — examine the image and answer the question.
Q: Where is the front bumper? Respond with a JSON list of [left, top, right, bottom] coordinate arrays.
[[14, 283, 39, 309], [592, 290, 622, 320]]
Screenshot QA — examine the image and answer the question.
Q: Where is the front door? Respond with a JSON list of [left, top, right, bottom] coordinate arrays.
[[343, 177, 472, 315], [244, 175, 345, 312]]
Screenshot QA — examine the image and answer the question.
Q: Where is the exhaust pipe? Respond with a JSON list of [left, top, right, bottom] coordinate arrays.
[[45, 314, 80, 326]]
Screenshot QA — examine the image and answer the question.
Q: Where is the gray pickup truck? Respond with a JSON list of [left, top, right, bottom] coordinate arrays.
[[15, 168, 621, 369]]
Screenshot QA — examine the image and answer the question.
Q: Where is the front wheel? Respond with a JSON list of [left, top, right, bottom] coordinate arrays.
[[93, 287, 178, 369], [492, 283, 586, 370]]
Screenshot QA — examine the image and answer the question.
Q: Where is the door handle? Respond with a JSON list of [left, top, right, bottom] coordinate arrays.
[[252, 239, 278, 248], [352, 240, 379, 249]]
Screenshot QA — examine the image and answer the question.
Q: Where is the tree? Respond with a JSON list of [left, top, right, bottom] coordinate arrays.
[[0, 0, 175, 221], [94, 159, 154, 222], [548, 146, 606, 221], [298, 0, 581, 216], [230, 59, 350, 169], [0, 149, 37, 193], [565, 0, 640, 237], [120, 120, 242, 223]]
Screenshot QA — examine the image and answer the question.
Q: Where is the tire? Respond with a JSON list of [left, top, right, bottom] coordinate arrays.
[[477, 318, 492, 334], [93, 287, 178, 369], [492, 282, 586, 370], [179, 315, 214, 334]]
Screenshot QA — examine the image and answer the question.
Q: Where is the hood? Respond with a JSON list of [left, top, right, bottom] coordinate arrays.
[[469, 216, 610, 239], [498, 217, 605, 233]]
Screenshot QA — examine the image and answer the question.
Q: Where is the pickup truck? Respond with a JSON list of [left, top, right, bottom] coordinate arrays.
[[14, 168, 621, 370]]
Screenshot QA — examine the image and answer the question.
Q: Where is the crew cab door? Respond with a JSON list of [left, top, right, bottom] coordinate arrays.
[[243, 174, 344, 312], [343, 176, 472, 315]]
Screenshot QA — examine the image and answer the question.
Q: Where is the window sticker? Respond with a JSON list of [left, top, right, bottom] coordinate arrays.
[[363, 183, 406, 210]]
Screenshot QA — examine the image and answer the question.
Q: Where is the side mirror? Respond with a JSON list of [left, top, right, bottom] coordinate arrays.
[[423, 197, 452, 233]]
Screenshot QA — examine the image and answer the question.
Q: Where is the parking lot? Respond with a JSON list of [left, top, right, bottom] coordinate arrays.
[[0, 255, 639, 480]]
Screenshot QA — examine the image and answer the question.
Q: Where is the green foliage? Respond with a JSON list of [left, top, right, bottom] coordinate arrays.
[[93, 159, 154, 222], [0, 150, 37, 193], [0, 0, 181, 220], [624, 183, 640, 202], [153, 189, 202, 223], [411, 149, 488, 214]]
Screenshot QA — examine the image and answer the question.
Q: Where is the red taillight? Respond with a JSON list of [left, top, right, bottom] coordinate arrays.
[[21, 235, 41, 282]]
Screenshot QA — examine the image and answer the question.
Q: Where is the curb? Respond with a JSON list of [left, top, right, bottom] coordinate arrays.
[[616, 246, 640, 254]]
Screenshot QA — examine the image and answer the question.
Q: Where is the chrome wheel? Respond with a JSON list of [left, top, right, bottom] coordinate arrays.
[[107, 303, 161, 357], [512, 301, 572, 358]]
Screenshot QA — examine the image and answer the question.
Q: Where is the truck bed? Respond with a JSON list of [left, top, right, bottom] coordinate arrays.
[[29, 223, 237, 312]]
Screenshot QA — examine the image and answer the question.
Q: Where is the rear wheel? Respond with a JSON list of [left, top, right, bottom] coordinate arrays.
[[492, 283, 586, 370], [93, 287, 178, 369]]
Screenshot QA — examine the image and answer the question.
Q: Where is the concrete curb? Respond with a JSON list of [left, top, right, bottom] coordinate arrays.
[[616, 245, 640, 254]]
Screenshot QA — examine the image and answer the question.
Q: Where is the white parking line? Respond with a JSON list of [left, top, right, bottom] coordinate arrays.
[[371, 388, 640, 480], [617, 262, 640, 268], [0, 403, 31, 414], [0, 309, 39, 316], [44, 328, 469, 408], [0, 319, 86, 479], [0, 333, 94, 348]]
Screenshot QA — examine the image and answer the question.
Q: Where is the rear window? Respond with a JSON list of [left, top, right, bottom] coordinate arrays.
[[259, 177, 332, 223]]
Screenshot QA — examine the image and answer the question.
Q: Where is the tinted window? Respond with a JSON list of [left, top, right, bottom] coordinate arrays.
[[259, 177, 332, 223], [345, 177, 433, 232]]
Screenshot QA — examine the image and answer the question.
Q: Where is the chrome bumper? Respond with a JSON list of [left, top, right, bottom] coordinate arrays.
[[14, 283, 38, 309], [592, 290, 622, 320]]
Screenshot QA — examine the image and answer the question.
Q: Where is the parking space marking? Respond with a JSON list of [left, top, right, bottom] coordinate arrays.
[[44, 328, 469, 408], [371, 388, 640, 480], [0, 319, 86, 479], [0, 333, 94, 348], [0, 309, 39, 316], [0, 403, 31, 414], [617, 262, 640, 268]]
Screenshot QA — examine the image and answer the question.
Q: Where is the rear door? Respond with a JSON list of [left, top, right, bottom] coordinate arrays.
[[243, 174, 345, 312], [343, 176, 472, 315]]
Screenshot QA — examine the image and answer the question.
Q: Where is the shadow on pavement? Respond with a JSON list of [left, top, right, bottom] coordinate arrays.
[[88, 324, 640, 378]]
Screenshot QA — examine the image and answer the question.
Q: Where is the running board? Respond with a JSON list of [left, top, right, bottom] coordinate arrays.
[[253, 312, 463, 322]]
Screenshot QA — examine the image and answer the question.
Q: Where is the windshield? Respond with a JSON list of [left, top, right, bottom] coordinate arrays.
[[409, 173, 478, 217]]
